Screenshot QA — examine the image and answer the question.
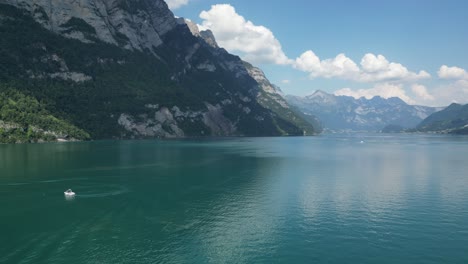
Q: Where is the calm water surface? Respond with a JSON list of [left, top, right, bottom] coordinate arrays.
[[1, 134, 468, 263]]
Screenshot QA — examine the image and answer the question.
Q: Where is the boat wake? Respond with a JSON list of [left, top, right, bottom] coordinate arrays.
[[77, 187, 130, 198]]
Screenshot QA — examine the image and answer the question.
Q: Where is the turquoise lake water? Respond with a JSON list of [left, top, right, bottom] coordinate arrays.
[[1, 134, 468, 263]]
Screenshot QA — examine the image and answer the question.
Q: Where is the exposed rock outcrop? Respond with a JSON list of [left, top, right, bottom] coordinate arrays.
[[199, 30, 218, 49], [202, 103, 236, 136], [0, 0, 177, 53], [0, 0, 318, 139], [118, 104, 237, 137]]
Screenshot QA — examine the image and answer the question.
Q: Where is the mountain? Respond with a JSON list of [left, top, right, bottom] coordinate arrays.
[[242, 61, 322, 134], [416, 103, 468, 134], [287, 90, 438, 132], [0, 0, 316, 143]]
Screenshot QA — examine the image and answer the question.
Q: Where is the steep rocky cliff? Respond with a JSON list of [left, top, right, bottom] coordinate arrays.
[[1, 0, 176, 52], [177, 18, 317, 135], [0, 0, 316, 141]]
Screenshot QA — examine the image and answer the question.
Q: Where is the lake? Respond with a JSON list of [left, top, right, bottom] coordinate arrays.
[[1, 134, 468, 263]]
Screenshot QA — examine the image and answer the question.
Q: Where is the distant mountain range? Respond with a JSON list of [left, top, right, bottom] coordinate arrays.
[[287, 90, 439, 132]]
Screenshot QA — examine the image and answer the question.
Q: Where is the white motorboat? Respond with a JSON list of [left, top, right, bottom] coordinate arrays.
[[64, 189, 75, 196]]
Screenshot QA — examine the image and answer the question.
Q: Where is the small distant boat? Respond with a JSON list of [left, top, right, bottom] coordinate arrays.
[[64, 189, 75, 196]]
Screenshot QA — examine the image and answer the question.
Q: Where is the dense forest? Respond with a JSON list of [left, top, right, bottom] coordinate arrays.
[[0, 3, 317, 143]]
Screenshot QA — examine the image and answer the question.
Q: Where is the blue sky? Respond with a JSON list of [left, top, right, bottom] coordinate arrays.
[[166, 0, 468, 106]]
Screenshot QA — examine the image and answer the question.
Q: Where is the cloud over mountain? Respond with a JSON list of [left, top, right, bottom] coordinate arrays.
[[197, 4, 467, 107], [199, 5, 430, 85], [334, 83, 415, 104]]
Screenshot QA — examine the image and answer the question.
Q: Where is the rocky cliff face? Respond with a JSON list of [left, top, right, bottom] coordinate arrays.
[[1, 0, 176, 53], [0, 0, 317, 140], [243, 62, 321, 134], [177, 18, 316, 135]]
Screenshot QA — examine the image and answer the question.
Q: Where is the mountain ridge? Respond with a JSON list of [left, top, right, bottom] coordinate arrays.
[[416, 103, 468, 134], [287, 90, 438, 132], [0, 0, 316, 143]]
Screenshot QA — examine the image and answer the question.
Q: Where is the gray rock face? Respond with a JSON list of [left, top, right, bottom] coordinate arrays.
[[176, 17, 250, 79], [118, 107, 185, 138], [176, 18, 218, 49], [49, 72, 92, 82], [178, 18, 199, 36], [199, 30, 218, 49], [202, 103, 236, 136], [244, 62, 289, 109], [117, 103, 236, 137], [24, 51, 93, 82], [0, 0, 177, 52]]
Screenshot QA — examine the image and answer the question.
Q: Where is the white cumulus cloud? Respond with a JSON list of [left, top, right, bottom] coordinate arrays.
[[411, 84, 434, 101], [165, 0, 189, 10], [334, 83, 415, 104], [295, 52, 430, 83], [359, 54, 430, 82], [199, 4, 291, 65], [195, 3, 446, 105], [430, 66, 468, 105], [431, 80, 468, 106], [333, 81, 468, 107], [197, 4, 430, 86], [438, 65, 468, 80], [294, 51, 360, 79], [360, 54, 390, 72]]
